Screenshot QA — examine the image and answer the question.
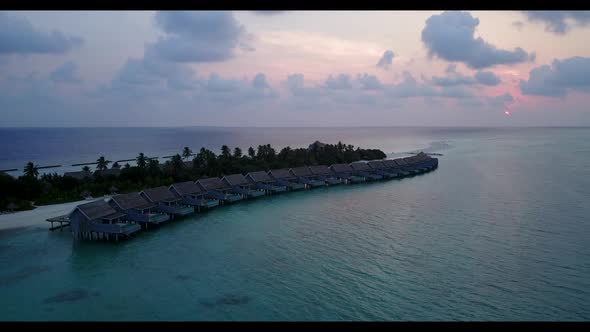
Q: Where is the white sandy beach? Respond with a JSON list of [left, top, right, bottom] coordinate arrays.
[[0, 197, 108, 231]]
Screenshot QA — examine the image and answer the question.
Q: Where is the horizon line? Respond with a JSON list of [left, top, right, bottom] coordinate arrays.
[[2, 125, 590, 129]]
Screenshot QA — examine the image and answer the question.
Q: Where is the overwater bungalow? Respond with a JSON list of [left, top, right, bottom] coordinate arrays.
[[267, 168, 306, 191], [107, 192, 169, 228], [245, 171, 287, 194], [412, 152, 438, 170], [349, 162, 383, 181], [289, 166, 325, 188], [221, 174, 266, 199], [69, 199, 141, 241], [402, 156, 429, 173], [308, 165, 341, 185], [196, 177, 243, 204], [394, 158, 421, 175], [140, 186, 194, 219], [329, 164, 364, 184], [169, 181, 219, 212], [367, 160, 400, 179], [382, 159, 411, 177]]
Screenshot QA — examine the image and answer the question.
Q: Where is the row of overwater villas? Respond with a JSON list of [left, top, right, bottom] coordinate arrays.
[[68, 152, 438, 241]]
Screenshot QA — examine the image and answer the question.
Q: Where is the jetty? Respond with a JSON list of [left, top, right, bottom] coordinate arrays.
[[51, 152, 439, 242]]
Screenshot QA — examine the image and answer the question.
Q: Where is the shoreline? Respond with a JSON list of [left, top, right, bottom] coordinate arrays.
[[0, 197, 109, 232]]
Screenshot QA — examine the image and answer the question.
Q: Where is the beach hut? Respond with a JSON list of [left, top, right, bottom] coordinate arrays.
[[195, 177, 243, 204], [308, 165, 341, 185], [245, 171, 287, 194], [329, 163, 364, 184], [289, 166, 325, 188], [107, 192, 169, 228], [68, 199, 141, 241], [367, 160, 400, 179], [349, 162, 383, 181], [169, 181, 219, 212], [267, 168, 306, 191], [140, 186, 194, 219], [221, 174, 266, 199]]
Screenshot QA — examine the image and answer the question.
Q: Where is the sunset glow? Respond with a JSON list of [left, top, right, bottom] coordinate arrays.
[[1, 10, 590, 126]]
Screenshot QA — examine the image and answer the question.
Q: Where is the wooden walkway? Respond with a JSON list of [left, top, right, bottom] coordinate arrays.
[[46, 215, 71, 231]]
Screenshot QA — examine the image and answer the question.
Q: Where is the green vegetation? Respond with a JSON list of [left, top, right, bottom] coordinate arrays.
[[0, 142, 386, 211]]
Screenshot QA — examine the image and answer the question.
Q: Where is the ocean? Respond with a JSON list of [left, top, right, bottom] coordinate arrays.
[[0, 127, 589, 320]]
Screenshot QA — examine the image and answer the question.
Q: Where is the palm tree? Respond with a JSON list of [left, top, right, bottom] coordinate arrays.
[[24, 162, 38, 178], [182, 147, 193, 161], [248, 146, 256, 158], [136, 153, 147, 169], [233, 147, 242, 158], [148, 159, 160, 174], [171, 154, 183, 172], [221, 145, 231, 159], [111, 161, 120, 169], [96, 156, 110, 171]]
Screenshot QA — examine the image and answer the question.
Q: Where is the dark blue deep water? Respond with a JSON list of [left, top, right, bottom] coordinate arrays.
[[0, 127, 589, 320]]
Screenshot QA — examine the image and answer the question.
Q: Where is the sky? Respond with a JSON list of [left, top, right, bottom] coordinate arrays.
[[1, 10, 590, 127]]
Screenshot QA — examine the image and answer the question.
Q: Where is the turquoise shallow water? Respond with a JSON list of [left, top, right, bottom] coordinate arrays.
[[1, 127, 590, 320]]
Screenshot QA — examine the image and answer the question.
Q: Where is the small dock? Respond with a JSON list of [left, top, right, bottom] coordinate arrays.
[[46, 215, 71, 231]]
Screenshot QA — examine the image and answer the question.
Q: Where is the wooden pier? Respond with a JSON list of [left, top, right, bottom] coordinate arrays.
[[46, 215, 71, 231]]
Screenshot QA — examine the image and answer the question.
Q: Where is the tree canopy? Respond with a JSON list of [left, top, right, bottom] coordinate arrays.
[[1, 141, 386, 211]]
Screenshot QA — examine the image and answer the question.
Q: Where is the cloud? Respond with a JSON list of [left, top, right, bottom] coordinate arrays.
[[385, 72, 438, 98], [431, 67, 501, 87], [0, 12, 83, 55], [252, 73, 269, 89], [487, 93, 515, 109], [376, 50, 395, 69], [357, 73, 383, 90], [431, 72, 476, 86], [201, 73, 278, 103], [520, 56, 590, 97], [112, 54, 196, 91], [324, 74, 352, 90], [421, 11, 535, 69], [150, 11, 249, 63], [512, 21, 525, 30], [523, 11, 590, 35], [474, 71, 501, 86], [49, 61, 82, 83]]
